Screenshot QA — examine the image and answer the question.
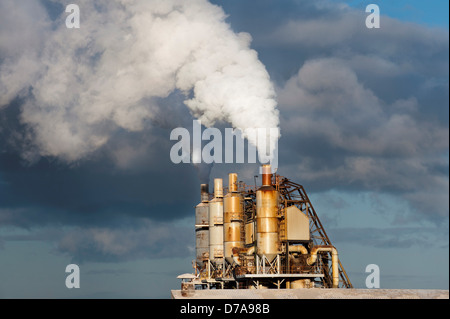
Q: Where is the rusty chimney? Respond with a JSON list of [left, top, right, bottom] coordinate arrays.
[[200, 184, 209, 202], [261, 164, 272, 186]]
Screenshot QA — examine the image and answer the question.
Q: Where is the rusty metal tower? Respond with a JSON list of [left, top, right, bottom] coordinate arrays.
[[277, 176, 353, 288]]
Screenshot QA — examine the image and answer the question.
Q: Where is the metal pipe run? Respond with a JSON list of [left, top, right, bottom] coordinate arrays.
[[289, 245, 308, 255], [307, 245, 339, 288]]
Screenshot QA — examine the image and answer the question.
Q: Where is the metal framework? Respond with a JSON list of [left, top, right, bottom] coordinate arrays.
[[192, 173, 353, 290], [277, 177, 353, 288]]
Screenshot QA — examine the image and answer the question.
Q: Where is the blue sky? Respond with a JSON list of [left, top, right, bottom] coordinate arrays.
[[0, 0, 448, 298]]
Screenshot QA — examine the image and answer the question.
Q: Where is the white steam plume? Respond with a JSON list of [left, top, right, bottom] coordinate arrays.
[[0, 0, 279, 162]]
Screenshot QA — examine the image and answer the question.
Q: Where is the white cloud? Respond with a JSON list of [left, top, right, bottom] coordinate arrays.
[[279, 57, 448, 157], [277, 56, 448, 220], [0, 0, 279, 162]]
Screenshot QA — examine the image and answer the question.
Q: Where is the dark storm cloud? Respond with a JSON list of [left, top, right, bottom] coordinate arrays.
[[0, 0, 448, 264], [56, 221, 194, 263], [211, 0, 449, 222], [0, 91, 201, 228], [0, 142, 199, 227], [0, 93, 200, 262], [0, 220, 194, 263]]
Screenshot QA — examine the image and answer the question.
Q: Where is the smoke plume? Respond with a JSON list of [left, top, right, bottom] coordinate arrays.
[[0, 0, 279, 162]]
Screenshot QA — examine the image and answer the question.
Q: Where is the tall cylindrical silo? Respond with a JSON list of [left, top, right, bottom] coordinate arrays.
[[209, 179, 224, 266], [195, 184, 209, 268], [223, 173, 244, 265], [256, 165, 279, 263]]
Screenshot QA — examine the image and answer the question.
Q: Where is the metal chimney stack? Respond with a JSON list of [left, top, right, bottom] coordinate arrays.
[[195, 184, 210, 268], [209, 179, 224, 266], [223, 173, 244, 265]]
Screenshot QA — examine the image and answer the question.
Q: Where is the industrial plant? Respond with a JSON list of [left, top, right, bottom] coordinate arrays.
[[185, 164, 353, 291]]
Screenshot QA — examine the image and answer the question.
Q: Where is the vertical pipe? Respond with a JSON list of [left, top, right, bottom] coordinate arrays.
[[200, 184, 209, 202], [229, 173, 238, 192], [307, 245, 340, 288], [261, 164, 272, 186], [214, 178, 223, 198]]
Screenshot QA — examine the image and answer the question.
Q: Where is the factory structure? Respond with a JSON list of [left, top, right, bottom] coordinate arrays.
[[189, 164, 353, 290]]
